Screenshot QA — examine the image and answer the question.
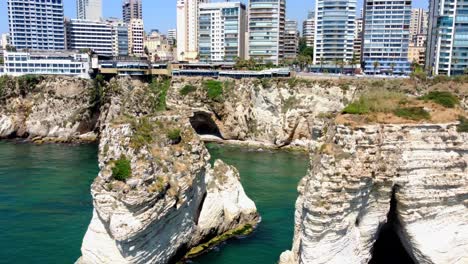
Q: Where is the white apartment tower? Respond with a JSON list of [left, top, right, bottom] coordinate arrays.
[[65, 19, 113, 56], [198, 2, 246, 62], [313, 0, 356, 65], [77, 0, 102, 21], [177, 0, 209, 62], [248, 0, 286, 64], [303, 13, 315, 48], [410, 8, 428, 45], [128, 19, 144, 56]]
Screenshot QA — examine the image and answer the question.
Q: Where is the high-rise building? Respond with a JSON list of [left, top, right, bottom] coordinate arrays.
[[284, 20, 299, 59], [65, 19, 113, 56], [7, 0, 65, 50], [77, 0, 102, 21], [123, 0, 143, 24], [409, 8, 428, 45], [167, 29, 177, 46], [362, 0, 412, 74], [426, 0, 468, 76], [177, 0, 209, 61], [248, 0, 286, 64], [106, 18, 129, 57], [128, 19, 144, 56], [353, 17, 363, 63], [198, 2, 246, 62], [302, 14, 315, 48], [313, 0, 356, 65]]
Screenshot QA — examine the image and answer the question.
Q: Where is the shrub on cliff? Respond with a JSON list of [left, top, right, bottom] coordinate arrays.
[[203, 80, 223, 101], [457, 116, 468, 132], [130, 117, 155, 149], [112, 156, 132, 182], [394, 107, 430, 121], [167, 128, 182, 144], [342, 88, 405, 114], [420, 91, 459, 108], [149, 77, 171, 111], [180, 84, 197, 96], [17, 74, 42, 97]]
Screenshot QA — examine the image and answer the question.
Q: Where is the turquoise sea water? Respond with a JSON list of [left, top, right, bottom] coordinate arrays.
[[0, 141, 308, 264], [0, 141, 99, 264]]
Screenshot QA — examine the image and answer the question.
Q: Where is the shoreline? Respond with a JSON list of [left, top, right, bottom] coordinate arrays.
[[199, 135, 309, 153]]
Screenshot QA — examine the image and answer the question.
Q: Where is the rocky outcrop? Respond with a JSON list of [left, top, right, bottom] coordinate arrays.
[[280, 123, 467, 264], [168, 77, 354, 148], [0, 76, 97, 141], [78, 116, 259, 264]]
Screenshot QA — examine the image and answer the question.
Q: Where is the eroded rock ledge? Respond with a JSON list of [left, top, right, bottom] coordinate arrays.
[[78, 116, 259, 264], [280, 123, 467, 264]]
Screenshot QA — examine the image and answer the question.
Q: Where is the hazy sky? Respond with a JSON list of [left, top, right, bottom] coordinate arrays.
[[0, 0, 428, 35]]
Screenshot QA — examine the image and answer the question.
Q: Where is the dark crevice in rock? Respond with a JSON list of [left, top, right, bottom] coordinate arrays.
[[190, 112, 223, 139], [194, 192, 207, 226], [369, 185, 415, 264]]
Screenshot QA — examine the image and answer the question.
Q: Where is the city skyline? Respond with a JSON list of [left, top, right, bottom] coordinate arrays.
[[0, 0, 429, 35]]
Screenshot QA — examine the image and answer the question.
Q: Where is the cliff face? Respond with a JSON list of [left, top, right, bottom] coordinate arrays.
[[280, 123, 468, 264], [168, 78, 354, 147], [78, 115, 258, 264], [0, 76, 97, 142]]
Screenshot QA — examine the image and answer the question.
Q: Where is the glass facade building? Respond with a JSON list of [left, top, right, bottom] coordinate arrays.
[[426, 0, 468, 76], [313, 0, 356, 65], [248, 0, 286, 64], [7, 0, 65, 50], [199, 2, 246, 62], [3, 51, 90, 78], [362, 0, 412, 74]]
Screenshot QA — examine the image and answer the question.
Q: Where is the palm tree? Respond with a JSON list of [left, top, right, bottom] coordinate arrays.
[[373, 61, 380, 75], [319, 56, 324, 72], [338, 59, 345, 74], [350, 53, 359, 75], [390, 63, 396, 75]]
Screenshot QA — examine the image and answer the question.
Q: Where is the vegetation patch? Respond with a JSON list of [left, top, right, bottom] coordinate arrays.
[[394, 107, 430, 121], [166, 128, 182, 144], [283, 96, 300, 113], [17, 74, 42, 97], [185, 223, 255, 259], [179, 84, 197, 96], [149, 77, 171, 111], [457, 116, 468, 133], [130, 117, 155, 149], [112, 156, 132, 182], [419, 91, 459, 108], [203, 80, 223, 101], [342, 88, 406, 115]]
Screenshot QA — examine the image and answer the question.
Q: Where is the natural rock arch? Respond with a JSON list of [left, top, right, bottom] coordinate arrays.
[[369, 186, 416, 264], [189, 112, 223, 138]]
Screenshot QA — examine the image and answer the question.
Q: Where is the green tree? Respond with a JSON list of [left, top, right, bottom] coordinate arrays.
[[350, 53, 359, 75], [373, 61, 380, 75], [390, 63, 396, 75]]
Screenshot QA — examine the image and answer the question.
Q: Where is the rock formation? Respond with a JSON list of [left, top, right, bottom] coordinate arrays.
[[0, 76, 97, 142], [280, 123, 468, 264], [168, 77, 354, 148], [77, 115, 258, 264]]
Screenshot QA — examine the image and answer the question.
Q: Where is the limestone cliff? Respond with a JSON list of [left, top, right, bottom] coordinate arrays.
[[0, 76, 97, 142], [280, 123, 467, 264], [77, 115, 259, 264], [168, 77, 354, 148]]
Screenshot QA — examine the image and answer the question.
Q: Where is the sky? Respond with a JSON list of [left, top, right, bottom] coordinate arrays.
[[0, 0, 428, 35]]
